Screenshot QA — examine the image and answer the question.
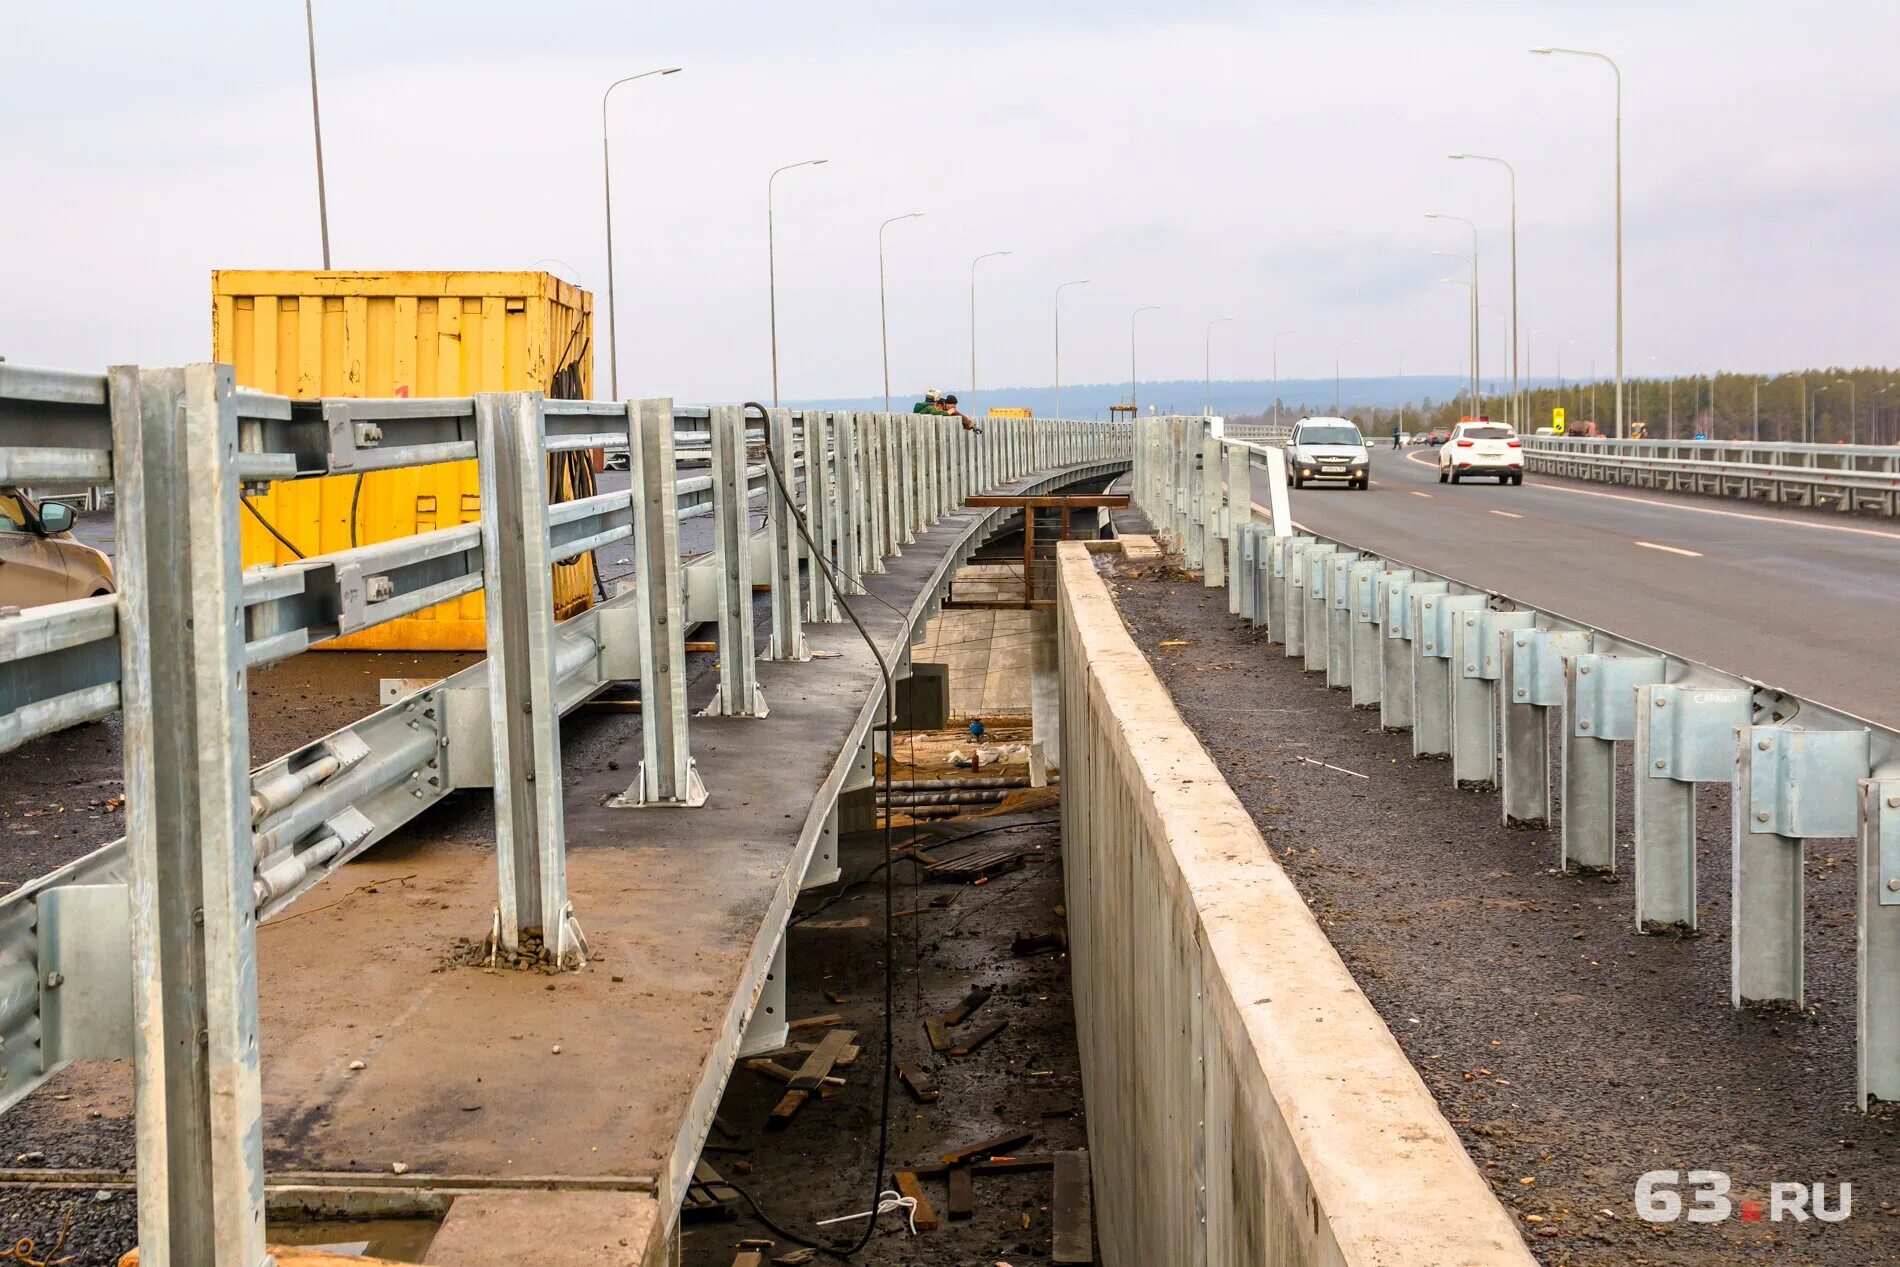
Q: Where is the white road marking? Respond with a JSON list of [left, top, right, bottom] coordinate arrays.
[[1490, 510, 1523, 519], [1634, 541, 1703, 558], [1411, 491, 1433, 499]]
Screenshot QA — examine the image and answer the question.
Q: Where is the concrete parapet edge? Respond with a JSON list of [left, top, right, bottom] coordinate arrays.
[[1055, 540, 1533, 1266]]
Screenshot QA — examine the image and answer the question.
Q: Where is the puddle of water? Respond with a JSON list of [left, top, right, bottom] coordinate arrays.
[[266, 1217, 440, 1262]]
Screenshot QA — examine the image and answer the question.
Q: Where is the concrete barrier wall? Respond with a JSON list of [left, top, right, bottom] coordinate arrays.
[[1056, 539, 1534, 1267]]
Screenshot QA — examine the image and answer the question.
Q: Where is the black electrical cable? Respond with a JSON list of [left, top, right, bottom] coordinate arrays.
[[348, 473, 365, 549], [241, 496, 308, 560], [745, 401, 899, 1258]]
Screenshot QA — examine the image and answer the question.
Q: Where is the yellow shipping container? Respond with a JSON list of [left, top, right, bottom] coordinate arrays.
[[211, 270, 598, 650]]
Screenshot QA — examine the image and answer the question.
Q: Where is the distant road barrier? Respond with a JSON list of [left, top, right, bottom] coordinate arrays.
[[1522, 436, 1900, 515], [1133, 414, 1900, 1113]]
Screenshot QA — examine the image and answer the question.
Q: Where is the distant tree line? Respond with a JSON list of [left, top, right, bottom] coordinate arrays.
[[1227, 367, 1900, 445]]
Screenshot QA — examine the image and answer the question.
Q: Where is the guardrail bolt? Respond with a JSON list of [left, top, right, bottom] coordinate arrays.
[[1579, 721, 1592, 731], [1888, 879, 1900, 893], [1888, 795, 1900, 809], [1656, 697, 1668, 708], [1756, 811, 1771, 823], [45, 972, 64, 989], [1758, 739, 1773, 750], [1579, 664, 1592, 676], [1655, 760, 1667, 769]]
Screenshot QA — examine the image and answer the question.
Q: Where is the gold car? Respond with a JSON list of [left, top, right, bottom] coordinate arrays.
[[0, 488, 115, 607]]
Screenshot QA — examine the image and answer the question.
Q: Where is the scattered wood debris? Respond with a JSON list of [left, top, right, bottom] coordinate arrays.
[[943, 987, 992, 1026], [786, 1013, 844, 1031], [938, 1129, 1035, 1166], [926, 848, 1026, 882], [788, 1029, 857, 1091], [683, 1159, 741, 1222], [1012, 930, 1068, 956], [951, 1019, 1007, 1057], [896, 1061, 940, 1104], [894, 1170, 939, 1231], [946, 1166, 975, 1221]]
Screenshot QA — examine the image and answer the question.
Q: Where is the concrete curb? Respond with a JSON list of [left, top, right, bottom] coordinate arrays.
[[1057, 538, 1533, 1266]]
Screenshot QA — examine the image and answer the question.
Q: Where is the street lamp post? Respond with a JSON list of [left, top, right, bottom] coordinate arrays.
[[877, 212, 926, 412], [767, 158, 827, 407], [1812, 381, 1833, 443], [1532, 47, 1624, 438], [1204, 317, 1234, 415], [1836, 378, 1857, 445], [601, 66, 682, 400], [1131, 306, 1162, 415], [303, 0, 332, 269], [1874, 383, 1898, 447], [1053, 280, 1089, 420], [1427, 215, 1480, 400], [1272, 329, 1298, 430], [1432, 250, 1478, 403], [1449, 154, 1518, 429], [969, 250, 1012, 419]]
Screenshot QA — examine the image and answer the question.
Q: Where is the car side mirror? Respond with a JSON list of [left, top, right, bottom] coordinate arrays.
[[37, 502, 74, 534]]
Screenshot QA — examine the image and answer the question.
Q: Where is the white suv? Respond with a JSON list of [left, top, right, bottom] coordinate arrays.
[[1437, 421, 1524, 485], [1284, 418, 1370, 490]]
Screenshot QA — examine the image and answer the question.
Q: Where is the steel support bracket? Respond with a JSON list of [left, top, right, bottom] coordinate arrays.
[[1462, 609, 1535, 681], [39, 883, 134, 1065], [1570, 654, 1667, 740], [1746, 726, 1872, 839], [1509, 628, 1594, 707], [1876, 783, 1900, 907], [1647, 685, 1753, 783]]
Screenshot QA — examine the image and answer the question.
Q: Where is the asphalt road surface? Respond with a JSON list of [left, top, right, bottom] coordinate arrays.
[[1256, 447, 1900, 728]]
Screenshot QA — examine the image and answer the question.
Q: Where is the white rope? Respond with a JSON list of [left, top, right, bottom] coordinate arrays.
[[811, 1189, 919, 1236]]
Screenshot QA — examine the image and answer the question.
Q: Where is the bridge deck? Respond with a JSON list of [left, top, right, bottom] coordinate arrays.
[[241, 466, 1110, 1260]]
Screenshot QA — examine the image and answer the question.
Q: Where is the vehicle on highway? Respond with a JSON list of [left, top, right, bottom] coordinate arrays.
[[0, 487, 115, 607], [1424, 429, 1448, 446], [1437, 422, 1524, 485], [1284, 417, 1370, 489]]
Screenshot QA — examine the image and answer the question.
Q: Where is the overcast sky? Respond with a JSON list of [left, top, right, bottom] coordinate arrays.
[[4, 1, 1896, 405]]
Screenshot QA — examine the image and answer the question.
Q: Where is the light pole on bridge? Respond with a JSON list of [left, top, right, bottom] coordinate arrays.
[[600, 66, 682, 400], [1449, 153, 1518, 431], [767, 158, 828, 407], [878, 212, 926, 412], [1131, 306, 1161, 416], [1053, 280, 1090, 420]]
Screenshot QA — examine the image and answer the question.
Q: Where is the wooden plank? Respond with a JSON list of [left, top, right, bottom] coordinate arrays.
[[924, 1015, 951, 1053], [766, 1088, 809, 1129], [788, 1029, 857, 1091], [938, 1128, 1034, 1166], [732, 1253, 765, 1267], [897, 1061, 940, 1103], [906, 1155, 1054, 1180], [746, 1058, 797, 1085], [787, 1013, 844, 1031], [943, 987, 992, 1026], [893, 1170, 939, 1231], [946, 1166, 975, 1221], [1052, 1150, 1093, 1262], [951, 1019, 1007, 1056]]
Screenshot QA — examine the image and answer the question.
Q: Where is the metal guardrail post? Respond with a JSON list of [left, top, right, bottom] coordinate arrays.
[[1450, 610, 1535, 789], [1236, 523, 1259, 623], [1224, 444, 1250, 613], [1301, 544, 1339, 674], [121, 363, 270, 1267], [1199, 426, 1221, 584], [833, 411, 864, 594], [1560, 654, 1666, 871], [1732, 726, 1869, 1006], [619, 398, 707, 807], [1407, 586, 1463, 759], [765, 407, 808, 660], [1499, 629, 1591, 826], [859, 413, 884, 574], [1347, 559, 1383, 709], [1325, 551, 1359, 689], [897, 416, 917, 543], [802, 411, 840, 623], [1171, 418, 1192, 550], [1280, 537, 1310, 657], [1859, 778, 1900, 1106], [477, 391, 586, 966], [705, 404, 768, 717], [1629, 683, 1751, 931], [873, 413, 895, 561], [1376, 568, 1418, 730]]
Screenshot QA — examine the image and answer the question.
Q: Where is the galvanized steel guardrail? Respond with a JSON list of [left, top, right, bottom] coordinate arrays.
[[1522, 435, 1900, 515], [1133, 414, 1900, 1111], [0, 358, 1125, 1266]]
